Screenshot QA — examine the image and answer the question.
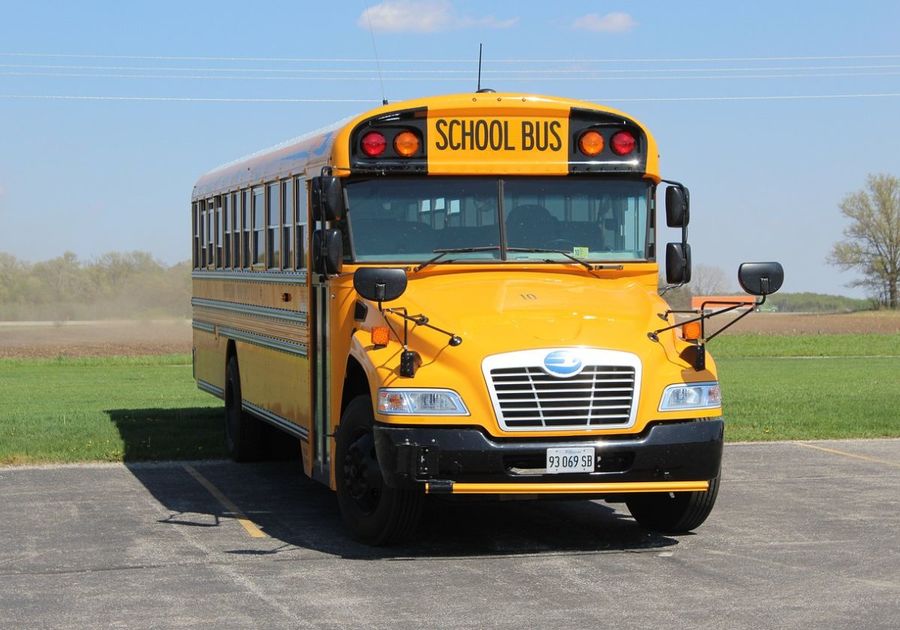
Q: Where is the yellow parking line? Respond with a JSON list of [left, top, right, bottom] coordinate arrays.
[[183, 464, 267, 538], [795, 442, 900, 469]]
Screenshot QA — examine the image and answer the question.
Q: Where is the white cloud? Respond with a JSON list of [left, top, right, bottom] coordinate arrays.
[[359, 1, 517, 33], [572, 12, 638, 33]]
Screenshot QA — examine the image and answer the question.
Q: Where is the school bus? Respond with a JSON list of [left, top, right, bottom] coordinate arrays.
[[191, 91, 783, 544]]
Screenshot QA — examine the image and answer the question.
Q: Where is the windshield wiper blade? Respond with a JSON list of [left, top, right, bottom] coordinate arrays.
[[505, 247, 595, 271], [413, 246, 502, 272]]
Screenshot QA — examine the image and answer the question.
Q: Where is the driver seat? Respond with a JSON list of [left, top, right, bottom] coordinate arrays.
[[505, 205, 559, 248]]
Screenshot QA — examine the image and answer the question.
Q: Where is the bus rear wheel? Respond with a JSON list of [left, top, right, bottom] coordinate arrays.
[[626, 476, 720, 534], [224, 355, 262, 462], [335, 395, 423, 545]]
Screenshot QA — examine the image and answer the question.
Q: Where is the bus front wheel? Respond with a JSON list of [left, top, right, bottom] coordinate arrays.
[[335, 395, 423, 545], [626, 475, 720, 534], [224, 355, 262, 462]]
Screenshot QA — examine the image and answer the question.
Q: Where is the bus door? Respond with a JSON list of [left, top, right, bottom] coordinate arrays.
[[309, 188, 333, 486]]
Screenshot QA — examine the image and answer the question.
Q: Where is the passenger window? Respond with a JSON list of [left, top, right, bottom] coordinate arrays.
[[242, 190, 251, 269], [295, 177, 307, 269], [267, 182, 280, 269], [223, 195, 231, 269], [206, 199, 214, 269], [192, 202, 200, 269], [252, 187, 265, 266], [231, 193, 240, 270], [215, 196, 223, 269], [282, 179, 294, 270]]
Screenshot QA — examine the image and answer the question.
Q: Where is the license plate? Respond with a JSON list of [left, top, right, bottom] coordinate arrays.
[[546, 447, 595, 474]]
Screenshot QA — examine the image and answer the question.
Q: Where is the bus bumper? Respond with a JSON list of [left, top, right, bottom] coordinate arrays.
[[373, 419, 723, 495]]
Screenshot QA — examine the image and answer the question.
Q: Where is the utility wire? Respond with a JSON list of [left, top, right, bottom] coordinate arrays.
[[3, 93, 900, 103], [0, 94, 376, 102], [4, 62, 900, 75], [3, 51, 900, 63], [4, 70, 900, 82]]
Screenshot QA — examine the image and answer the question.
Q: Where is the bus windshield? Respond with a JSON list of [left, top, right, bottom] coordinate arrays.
[[344, 177, 651, 263]]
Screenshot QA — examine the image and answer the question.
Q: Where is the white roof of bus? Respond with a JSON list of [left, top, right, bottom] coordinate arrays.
[[191, 115, 356, 199]]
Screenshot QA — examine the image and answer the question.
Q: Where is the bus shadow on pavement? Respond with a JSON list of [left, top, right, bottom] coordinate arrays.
[[123, 458, 679, 560], [106, 407, 226, 461]]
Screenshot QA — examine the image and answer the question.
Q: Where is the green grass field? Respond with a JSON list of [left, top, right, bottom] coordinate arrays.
[[1, 333, 898, 464], [715, 333, 900, 441], [0, 354, 222, 465]]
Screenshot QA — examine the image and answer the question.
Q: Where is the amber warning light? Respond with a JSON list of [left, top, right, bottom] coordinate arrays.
[[393, 130, 420, 156], [371, 326, 390, 347], [578, 130, 604, 156]]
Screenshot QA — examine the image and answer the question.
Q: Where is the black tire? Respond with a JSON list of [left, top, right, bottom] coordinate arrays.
[[626, 475, 720, 534], [224, 355, 263, 462], [335, 395, 423, 545]]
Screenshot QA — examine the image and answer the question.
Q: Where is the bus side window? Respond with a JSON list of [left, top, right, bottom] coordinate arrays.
[[252, 187, 265, 267], [192, 202, 200, 269], [282, 178, 294, 270], [295, 176, 307, 269], [267, 182, 280, 269], [206, 199, 214, 269], [230, 192, 240, 270], [215, 195, 223, 269], [241, 190, 250, 269], [223, 194, 231, 269]]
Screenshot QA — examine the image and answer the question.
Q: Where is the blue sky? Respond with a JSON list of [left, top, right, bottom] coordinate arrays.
[[2, 0, 899, 297]]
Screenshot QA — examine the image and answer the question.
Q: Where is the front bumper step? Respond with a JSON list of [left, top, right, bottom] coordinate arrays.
[[424, 480, 710, 495]]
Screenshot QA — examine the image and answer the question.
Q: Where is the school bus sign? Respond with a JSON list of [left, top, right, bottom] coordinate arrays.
[[428, 113, 569, 174]]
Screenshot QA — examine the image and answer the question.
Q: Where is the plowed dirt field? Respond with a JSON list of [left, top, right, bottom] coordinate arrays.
[[1, 312, 898, 358]]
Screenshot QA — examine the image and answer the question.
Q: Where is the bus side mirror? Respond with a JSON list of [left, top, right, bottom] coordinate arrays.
[[665, 185, 690, 228], [311, 175, 344, 222], [312, 228, 343, 275], [738, 262, 784, 296], [666, 242, 692, 284], [354, 268, 408, 303]]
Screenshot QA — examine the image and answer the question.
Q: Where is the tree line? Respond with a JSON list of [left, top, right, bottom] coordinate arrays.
[[0, 252, 191, 321]]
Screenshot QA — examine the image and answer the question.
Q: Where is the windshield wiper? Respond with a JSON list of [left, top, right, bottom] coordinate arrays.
[[505, 247, 599, 271], [415, 246, 622, 273], [413, 246, 502, 272]]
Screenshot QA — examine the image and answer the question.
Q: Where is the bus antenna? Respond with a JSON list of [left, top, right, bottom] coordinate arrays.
[[362, 1, 388, 105], [476, 43, 483, 92]]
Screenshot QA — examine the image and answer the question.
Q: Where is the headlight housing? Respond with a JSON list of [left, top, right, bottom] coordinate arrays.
[[377, 388, 469, 416], [659, 382, 721, 412]]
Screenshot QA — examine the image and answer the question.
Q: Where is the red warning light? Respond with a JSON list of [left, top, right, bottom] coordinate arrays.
[[361, 131, 387, 157], [610, 131, 636, 156]]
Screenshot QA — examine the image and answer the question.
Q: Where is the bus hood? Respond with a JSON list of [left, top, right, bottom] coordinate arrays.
[[394, 269, 665, 355]]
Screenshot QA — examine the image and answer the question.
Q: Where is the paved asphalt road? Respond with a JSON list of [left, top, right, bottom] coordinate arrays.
[[1, 440, 898, 629]]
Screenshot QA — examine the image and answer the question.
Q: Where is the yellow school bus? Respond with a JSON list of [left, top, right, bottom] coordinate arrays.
[[191, 91, 783, 544]]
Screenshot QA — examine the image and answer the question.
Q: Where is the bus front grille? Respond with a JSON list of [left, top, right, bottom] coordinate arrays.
[[488, 365, 637, 431]]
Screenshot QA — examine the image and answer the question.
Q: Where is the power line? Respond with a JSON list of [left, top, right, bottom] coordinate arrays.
[[2, 92, 900, 103], [596, 92, 900, 103], [3, 51, 900, 64], [0, 94, 375, 103], [4, 62, 900, 75], [5, 70, 900, 82]]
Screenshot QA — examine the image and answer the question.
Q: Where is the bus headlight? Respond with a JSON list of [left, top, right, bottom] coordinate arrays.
[[659, 382, 721, 411], [377, 389, 469, 416]]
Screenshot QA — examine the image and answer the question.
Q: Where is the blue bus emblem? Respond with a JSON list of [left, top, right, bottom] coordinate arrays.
[[543, 351, 583, 377]]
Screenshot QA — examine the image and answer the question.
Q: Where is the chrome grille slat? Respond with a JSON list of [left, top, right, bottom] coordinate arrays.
[[488, 361, 637, 431]]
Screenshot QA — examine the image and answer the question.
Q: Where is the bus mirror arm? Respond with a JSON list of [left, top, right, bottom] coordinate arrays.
[[648, 300, 758, 371], [384, 307, 463, 348], [648, 261, 783, 370]]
